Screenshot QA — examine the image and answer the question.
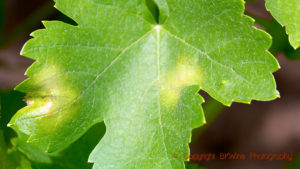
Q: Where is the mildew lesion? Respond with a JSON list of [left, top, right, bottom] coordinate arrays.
[[160, 57, 203, 107], [9, 62, 81, 135]]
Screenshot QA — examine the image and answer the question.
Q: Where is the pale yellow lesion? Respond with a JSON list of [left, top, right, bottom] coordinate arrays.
[[9, 62, 81, 134], [23, 99, 53, 116], [161, 58, 203, 107]]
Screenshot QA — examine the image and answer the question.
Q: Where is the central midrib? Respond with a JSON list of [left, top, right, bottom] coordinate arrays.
[[155, 25, 173, 168]]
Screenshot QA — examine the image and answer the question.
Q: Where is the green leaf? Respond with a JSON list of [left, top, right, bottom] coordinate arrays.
[[0, 91, 31, 169], [0, 130, 32, 169], [185, 163, 206, 169], [0, 0, 4, 34], [265, 0, 300, 49], [286, 154, 300, 169], [0, 91, 105, 169], [0, 91, 26, 147], [251, 16, 300, 60], [10, 0, 279, 168], [17, 123, 105, 169]]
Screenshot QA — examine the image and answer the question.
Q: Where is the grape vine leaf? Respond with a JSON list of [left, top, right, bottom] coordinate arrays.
[[9, 0, 279, 168], [265, 0, 300, 49]]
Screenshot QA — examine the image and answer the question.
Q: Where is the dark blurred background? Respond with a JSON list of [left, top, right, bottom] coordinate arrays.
[[0, 0, 299, 169]]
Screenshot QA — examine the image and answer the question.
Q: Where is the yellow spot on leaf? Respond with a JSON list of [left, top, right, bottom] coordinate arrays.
[[10, 62, 81, 134], [161, 59, 202, 106]]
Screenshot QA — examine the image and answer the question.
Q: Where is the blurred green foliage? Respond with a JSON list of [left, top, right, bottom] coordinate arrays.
[[0, 91, 26, 147], [253, 17, 300, 59], [0, 130, 32, 169], [185, 162, 206, 169], [29, 122, 105, 169], [0, 91, 31, 169], [287, 154, 300, 169], [0, 0, 4, 33]]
